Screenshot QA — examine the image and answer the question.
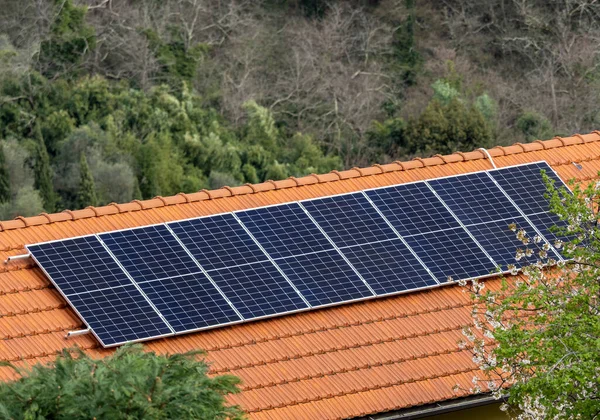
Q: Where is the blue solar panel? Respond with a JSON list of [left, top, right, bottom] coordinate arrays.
[[169, 214, 268, 271], [340, 239, 438, 294], [138, 273, 240, 332], [28, 161, 571, 348], [100, 225, 201, 283], [208, 261, 308, 319], [429, 172, 522, 225], [365, 182, 461, 236], [489, 162, 565, 215], [301, 193, 397, 247], [28, 236, 133, 295], [236, 203, 332, 259], [275, 250, 373, 306], [465, 217, 549, 269], [67, 285, 172, 346], [404, 228, 498, 281]]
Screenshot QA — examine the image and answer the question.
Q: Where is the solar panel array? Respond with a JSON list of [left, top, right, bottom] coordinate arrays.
[[27, 161, 570, 347]]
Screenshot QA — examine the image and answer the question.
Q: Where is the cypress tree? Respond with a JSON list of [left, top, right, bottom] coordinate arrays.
[[33, 125, 58, 212], [77, 153, 97, 208], [0, 141, 10, 203]]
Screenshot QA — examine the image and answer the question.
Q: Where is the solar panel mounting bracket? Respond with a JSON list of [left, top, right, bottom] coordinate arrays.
[[66, 328, 91, 338], [4, 253, 31, 264]]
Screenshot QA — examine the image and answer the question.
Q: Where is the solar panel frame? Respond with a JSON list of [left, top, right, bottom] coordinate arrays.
[[26, 160, 574, 348]]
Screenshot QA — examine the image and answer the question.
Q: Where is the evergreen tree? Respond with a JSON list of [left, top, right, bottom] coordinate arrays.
[[392, 0, 422, 86], [33, 125, 58, 212], [77, 153, 97, 208], [0, 141, 10, 203], [0, 345, 243, 419]]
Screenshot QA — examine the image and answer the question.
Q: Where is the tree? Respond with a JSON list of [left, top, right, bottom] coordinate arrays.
[[77, 153, 97, 208], [459, 171, 600, 418], [0, 344, 243, 419], [0, 141, 10, 203], [37, 0, 96, 79], [33, 125, 57, 212], [391, 0, 421, 87]]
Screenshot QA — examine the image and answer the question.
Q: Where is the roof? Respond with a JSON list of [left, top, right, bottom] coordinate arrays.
[[1, 132, 600, 419]]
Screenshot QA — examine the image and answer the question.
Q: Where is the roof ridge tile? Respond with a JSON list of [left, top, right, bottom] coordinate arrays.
[[2, 132, 599, 236]]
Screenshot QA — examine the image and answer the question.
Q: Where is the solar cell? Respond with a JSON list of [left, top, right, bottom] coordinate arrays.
[[28, 236, 133, 296], [365, 182, 461, 237], [138, 273, 241, 332], [526, 212, 572, 246], [404, 228, 498, 281], [465, 217, 549, 269], [489, 162, 565, 215], [301, 193, 397, 247], [209, 261, 308, 319], [236, 203, 333, 259], [275, 250, 373, 306], [428, 172, 522, 225], [68, 285, 172, 346], [340, 239, 438, 294], [100, 225, 201, 283], [169, 214, 268, 271]]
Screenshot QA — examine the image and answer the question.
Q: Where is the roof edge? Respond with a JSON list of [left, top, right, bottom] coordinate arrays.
[[1, 132, 599, 232]]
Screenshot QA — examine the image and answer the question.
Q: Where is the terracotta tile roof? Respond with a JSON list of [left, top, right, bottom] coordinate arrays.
[[1, 132, 600, 419]]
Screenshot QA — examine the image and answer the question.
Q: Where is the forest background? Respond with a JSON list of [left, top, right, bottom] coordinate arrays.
[[0, 0, 598, 218]]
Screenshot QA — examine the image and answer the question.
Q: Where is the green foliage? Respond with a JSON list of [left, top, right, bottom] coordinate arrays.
[[142, 29, 206, 89], [474, 93, 497, 123], [391, 0, 422, 87], [0, 141, 9, 203], [516, 111, 553, 142], [0, 345, 243, 420], [431, 80, 460, 105], [243, 100, 279, 152], [0, 186, 44, 221], [404, 98, 491, 156], [42, 110, 76, 156], [37, 0, 96, 79], [461, 173, 600, 418], [33, 125, 58, 212], [77, 153, 97, 208]]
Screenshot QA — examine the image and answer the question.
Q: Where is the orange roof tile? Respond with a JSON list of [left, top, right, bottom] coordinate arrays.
[[1, 132, 600, 419]]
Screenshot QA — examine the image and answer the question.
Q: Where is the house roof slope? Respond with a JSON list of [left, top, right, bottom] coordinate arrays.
[[1, 133, 600, 419]]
